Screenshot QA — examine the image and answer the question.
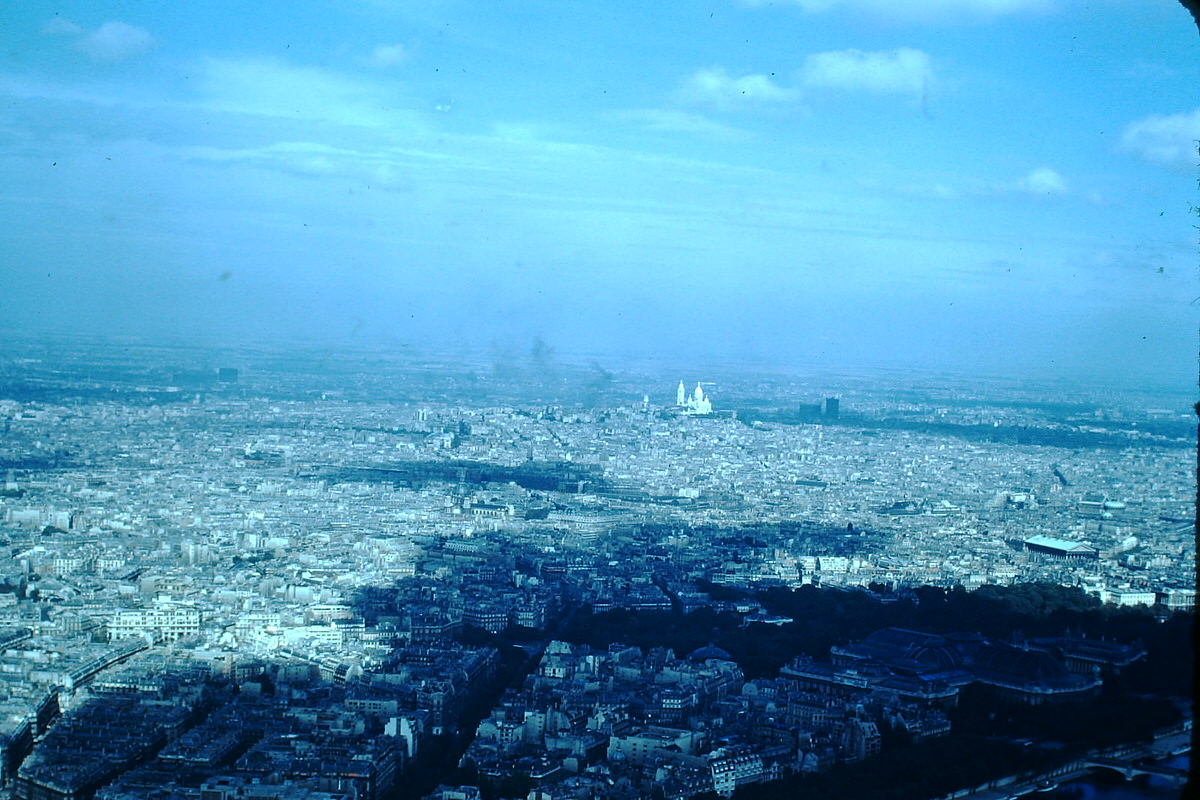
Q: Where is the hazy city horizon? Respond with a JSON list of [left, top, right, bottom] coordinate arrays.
[[0, 332, 1194, 799], [2, 328, 1196, 403]]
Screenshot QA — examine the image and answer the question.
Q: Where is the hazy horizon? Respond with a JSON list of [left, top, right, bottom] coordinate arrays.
[[2, 1, 1198, 391], [2, 328, 1195, 411]]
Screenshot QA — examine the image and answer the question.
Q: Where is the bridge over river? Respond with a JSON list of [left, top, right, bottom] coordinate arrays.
[[1082, 754, 1188, 787], [933, 722, 1191, 800]]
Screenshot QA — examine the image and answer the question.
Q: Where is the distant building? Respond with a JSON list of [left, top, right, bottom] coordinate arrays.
[[970, 641, 1101, 704], [676, 381, 713, 415], [841, 717, 882, 762], [829, 627, 1104, 706], [1078, 492, 1106, 517], [1028, 635, 1146, 675], [109, 604, 201, 643], [1100, 589, 1157, 608], [1022, 535, 1097, 561], [424, 787, 483, 800], [823, 397, 839, 419], [608, 726, 704, 765], [710, 747, 766, 796], [1159, 588, 1195, 611], [462, 603, 509, 634]]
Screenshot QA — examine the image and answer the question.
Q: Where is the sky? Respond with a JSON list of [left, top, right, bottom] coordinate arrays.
[[1, 0, 1197, 388]]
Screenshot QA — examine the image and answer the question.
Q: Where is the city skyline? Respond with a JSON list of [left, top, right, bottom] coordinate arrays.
[[0, 335, 1192, 798]]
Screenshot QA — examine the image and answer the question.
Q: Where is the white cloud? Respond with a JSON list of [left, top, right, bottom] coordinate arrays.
[[677, 67, 800, 111], [611, 109, 750, 140], [42, 17, 155, 63], [197, 57, 424, 130], [910, 183, 959, 200], [1120, 108, 1200, 172], [1017, 167, 1068, 195], [77, 21, 156, 63], [184, 141, 416, 189], [800, 48, 934, 96], [43, 17, 83, 36], [368, 43, 408, 68], [740, 0, 1053, 22]]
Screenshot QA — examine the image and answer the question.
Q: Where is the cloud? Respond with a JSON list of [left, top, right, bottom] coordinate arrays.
[[184, 141, 416, 189], [610, 109, 750, 140], [800, 48, 934, 96], [1120, 108, 1200, 172], [677, 67, 800, 111], [197, 57, 424, 130], [490, 121, 561, 142], [42, 17, 156, 63], [901, 182, 960, 200], [367, 43, 408, 68], [1017, 167, 1068, 195], [43, 17, 83, 36], [740, 0, 1053, 22], [77, 21, 156, 63]]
